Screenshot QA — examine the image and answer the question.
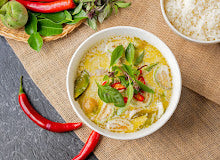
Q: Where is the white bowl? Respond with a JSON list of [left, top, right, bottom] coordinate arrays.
[[160, 0, 220, 44], [66, 26, 182, 140]]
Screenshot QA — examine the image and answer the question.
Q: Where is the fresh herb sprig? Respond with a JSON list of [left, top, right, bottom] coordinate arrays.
[[96, 42, 154, 107]]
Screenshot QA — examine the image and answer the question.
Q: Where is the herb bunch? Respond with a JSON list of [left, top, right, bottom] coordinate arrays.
[[96, 43, 155, 108]]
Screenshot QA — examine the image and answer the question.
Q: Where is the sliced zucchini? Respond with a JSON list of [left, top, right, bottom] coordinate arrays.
[[130, 115, 148, 131], [106, 118, 133, 132], [96, 103, 114, 124], [154, 65, 172, 89], [74, 70, 90, 99]]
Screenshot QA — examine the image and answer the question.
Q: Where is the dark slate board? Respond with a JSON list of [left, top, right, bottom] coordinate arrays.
[[0, 36, 97, 160]]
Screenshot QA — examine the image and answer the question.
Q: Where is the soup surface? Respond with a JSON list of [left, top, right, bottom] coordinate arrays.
[[74, 36, 173, 133]]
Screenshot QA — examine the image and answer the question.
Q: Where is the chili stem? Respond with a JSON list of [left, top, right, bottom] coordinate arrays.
[[19, 76, 24, 94]]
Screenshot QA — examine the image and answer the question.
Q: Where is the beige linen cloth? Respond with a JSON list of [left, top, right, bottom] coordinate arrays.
[[4, 0, 220, 159]]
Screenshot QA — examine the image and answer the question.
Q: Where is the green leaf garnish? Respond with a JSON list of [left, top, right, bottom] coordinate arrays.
[[110, 45, 124, 67], [145, 62, 159, 72], [125, 43, 135, 65], [98, 3, 112, 23], [134, 50, 145, 66], [72, 2, 83, 15], [28, 32, 43, 52], [136, 80, 154, 93], [25, 12, 38, 35], [118, 76, 129, 87], [74, 9, 88, 18], [87, 18, 97, 30], [38, 19, 63, 37], [97, 82, 125, 107]]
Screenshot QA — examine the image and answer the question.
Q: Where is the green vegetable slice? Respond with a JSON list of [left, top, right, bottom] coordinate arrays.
[[106, 118, 133, 132], [144, 92, 153, 107], [126, 81, 134, 106], [97, 82, 125, 107], [74, 70, 90, 99], [96, 103, 114, 124], [154, 65, 172, 89]]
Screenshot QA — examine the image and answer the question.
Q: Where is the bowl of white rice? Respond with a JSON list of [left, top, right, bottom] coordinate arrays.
[[160, 0, 220, 44]]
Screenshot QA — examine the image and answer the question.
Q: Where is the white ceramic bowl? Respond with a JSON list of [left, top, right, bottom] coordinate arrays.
[[160, 0, 220, 44], [66, 26, 182, 140]]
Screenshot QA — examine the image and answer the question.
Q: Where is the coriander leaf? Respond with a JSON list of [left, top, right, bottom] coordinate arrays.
[[126, 81, 134, 106], [110, 45, 124, 67], [38, 12, 66, 23], [28, 32, 43, 52], [74, 10, 88, 18], [97, 82, 125, 107], [115, 1, 131, 8], [25, 12, 37, 35], [125, 43, 135, 65], [72, 2, 83, 15], [136, 80, 154, 93], [38, 19, 63, 37], [114, 4, 118, 14], [87, 18, 97, 30], [98, 3, 112, 23], [145, 62, 159, 72], [134, 50, 145, 66]]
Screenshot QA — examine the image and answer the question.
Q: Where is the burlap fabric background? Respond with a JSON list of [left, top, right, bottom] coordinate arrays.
[[3, 0, 220, 159]]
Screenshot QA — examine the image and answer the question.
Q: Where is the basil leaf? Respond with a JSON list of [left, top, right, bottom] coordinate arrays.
[[25, 12, 37, 35], [136, 80, 154, 93], [126, 81, 134, 106], [28, 32, 43, 52], [74, 10, 88, 18], [118, 76, 129, 87], [98, 3, 112, 23], [134, 50, 145, 66], [72, 2, 83, 15], [87, 18, 97, 30], [115, 1, 131, 8], [97, 82, 125, 107], [110, 45, 124, 67], [66, 17, 86, 25], [125, 43, 135, 65], [38, 12, 66, 23], [122, 64, 134, 78], [38, 19, 63, 37], [114, 4, 118, 14], [145, 62, 159, 72]]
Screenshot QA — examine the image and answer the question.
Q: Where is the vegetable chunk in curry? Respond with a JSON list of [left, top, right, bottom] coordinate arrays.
[[74, 36, 172, 133]]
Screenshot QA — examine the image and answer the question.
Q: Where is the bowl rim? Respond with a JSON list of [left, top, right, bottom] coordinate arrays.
[[66, 26, 182, 140], [160, 0, 220, 44]]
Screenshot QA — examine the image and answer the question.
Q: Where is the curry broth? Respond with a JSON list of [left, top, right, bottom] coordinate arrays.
[[76, 36, 172, 133]]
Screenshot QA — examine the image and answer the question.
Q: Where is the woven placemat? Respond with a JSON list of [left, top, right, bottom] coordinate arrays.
[[2, 0, 220, 159]]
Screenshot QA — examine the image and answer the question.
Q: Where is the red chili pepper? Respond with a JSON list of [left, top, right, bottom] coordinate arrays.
[[18, 76, 82, 132], [72, 130, 100, 160], [26, 0, 56, 2], [111, 82, 126, 90], [139, 69, 142, 75], [138, 76, 146, 84], [15, 0, 76, 13], [102, 81, 107, 86], [124, 97, 128, 103], [133, 93, 144, 102]]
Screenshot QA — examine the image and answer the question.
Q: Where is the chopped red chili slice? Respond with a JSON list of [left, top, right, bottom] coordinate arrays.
[[138, 76, 146, 84], [102, 81, 107, 86], [111, 82, 126, 90], [139, 69, 142, 75], [123, 97, 128, 103], [133, 93, 145, 102]]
